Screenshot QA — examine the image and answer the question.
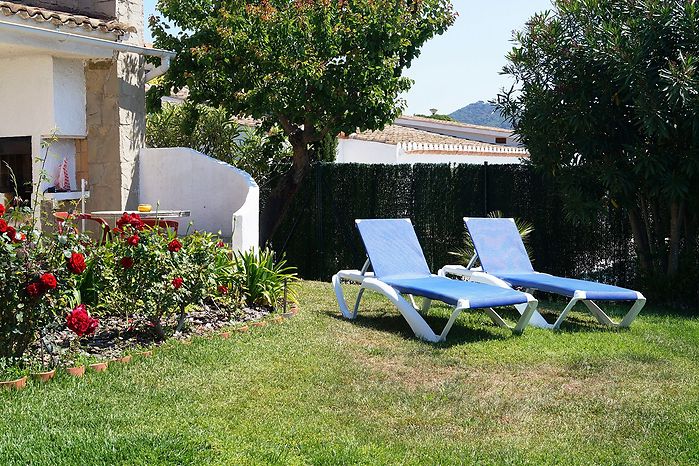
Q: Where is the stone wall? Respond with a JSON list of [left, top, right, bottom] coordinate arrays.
[[85, 51, 145, 212]]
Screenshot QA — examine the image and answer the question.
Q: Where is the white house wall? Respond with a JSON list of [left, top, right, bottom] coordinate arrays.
[[0, 55, 54, 138], [52, 58, 87, 137], [337, 139, 526, 165], [336, 139, 397, 164], [399, 152, 523, 165]]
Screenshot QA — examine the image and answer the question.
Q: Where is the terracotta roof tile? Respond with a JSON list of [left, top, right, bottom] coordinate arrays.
[[346, 124, 529, 158], [347, 124, 492, 146], [0, 1, 135, 35]]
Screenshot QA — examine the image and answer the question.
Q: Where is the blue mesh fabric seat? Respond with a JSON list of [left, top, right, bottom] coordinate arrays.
[[356, 218, 528, 308], [464, 217, 639, 301], [462, 217, 645, 329]]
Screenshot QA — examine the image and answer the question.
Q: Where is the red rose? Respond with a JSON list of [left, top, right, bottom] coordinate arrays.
[[129, 214, 144, 231], [0, 203, 4, 216], [26, 282, 42, 298], [67, 252, 87, 274], [216, 240, 225, 248], [167, 239, 182, 252], [217, 285, 229, 295], [116, 213, 144, 232], [39, 273, 57, 290], [172, 277, 184, 289], [5, 225, 16, 241], [0, 219, 7, 233], [116, 213, 131, 230], [120, 257, 134, 269], [66, 304, 99, 337], [127, 234, 140, 246]]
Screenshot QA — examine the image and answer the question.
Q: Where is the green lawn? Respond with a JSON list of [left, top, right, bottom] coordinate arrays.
[[1, 281, 698, 465]]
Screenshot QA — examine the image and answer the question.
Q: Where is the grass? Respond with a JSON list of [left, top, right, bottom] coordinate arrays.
[[1, 280, 698, 465]]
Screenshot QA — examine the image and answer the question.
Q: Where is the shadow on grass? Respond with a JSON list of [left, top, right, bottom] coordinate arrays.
[[323, 298, 626, 347]]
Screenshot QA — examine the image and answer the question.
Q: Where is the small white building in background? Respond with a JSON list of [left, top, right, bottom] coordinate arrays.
[[337, 115, 528, 165]]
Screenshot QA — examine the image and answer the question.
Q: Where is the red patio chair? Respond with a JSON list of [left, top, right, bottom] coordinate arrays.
[[54, 212, 111, 244]]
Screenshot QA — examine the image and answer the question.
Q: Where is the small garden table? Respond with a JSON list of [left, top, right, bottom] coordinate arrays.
[[90, 210, 191, 220]]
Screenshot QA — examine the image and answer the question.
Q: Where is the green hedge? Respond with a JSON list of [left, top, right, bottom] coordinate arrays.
[[269, 163, 636, 288]]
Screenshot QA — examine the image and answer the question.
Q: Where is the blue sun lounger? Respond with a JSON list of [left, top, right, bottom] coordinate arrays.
[[332, 219, 538, 342], [439, 217, 646, 330]]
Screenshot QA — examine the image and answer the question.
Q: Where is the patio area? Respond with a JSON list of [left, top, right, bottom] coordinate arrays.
[[1, 280, 697, 465]]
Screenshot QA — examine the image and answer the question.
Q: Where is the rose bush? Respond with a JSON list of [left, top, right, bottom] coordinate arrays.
[[1, 202, 298, 363], [0, 202, 88, 360]]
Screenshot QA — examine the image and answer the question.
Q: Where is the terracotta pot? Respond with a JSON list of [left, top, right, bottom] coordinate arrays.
[[137, 350, 153, 358], [89, 362, 108, 373], [220, 331, 231, 339], [114, 355, 132, 364], [236, 325, 249, 333], [31, 369, 56, 383], [66, 366, 85, 377], [272, 315, 283, 324], [0, 376, 28, 390], [251, 321, 267, 328]]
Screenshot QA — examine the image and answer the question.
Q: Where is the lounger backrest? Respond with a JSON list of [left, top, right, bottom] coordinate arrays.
[[464, 217, 534, 274], [355, 219, 431, 279]]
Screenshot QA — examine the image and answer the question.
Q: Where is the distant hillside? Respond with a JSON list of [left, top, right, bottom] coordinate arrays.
[[449, 101, 511, 129]]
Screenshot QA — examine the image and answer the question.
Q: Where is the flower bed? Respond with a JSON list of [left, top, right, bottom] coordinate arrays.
[[0, 202, 298, 382]]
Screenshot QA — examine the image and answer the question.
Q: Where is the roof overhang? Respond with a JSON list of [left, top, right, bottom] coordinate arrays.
[[0, 19, 175, 60]]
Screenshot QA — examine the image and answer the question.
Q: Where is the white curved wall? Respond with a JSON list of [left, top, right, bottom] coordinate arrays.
[[139, 147, 259, 250]]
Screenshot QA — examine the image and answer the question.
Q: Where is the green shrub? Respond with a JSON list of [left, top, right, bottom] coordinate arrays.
[[233, 248, 298, 308]]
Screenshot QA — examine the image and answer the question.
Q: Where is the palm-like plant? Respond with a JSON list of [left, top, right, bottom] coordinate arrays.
[[449, 211, 534, 267], [233, 248, 298, 308]]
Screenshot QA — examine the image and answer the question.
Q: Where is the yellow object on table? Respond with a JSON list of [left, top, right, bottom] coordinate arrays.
[[137, 204, 152, 212]]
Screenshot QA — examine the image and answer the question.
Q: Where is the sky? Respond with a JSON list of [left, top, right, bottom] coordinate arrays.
[[143, 0, 553, 115]]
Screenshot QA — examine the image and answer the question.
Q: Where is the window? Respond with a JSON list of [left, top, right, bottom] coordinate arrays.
[[495, 137, 507, 144]]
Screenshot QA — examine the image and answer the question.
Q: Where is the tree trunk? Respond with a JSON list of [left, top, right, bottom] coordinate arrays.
[[260, 140, 311, 245], [667, 199, 684, 276], [628, 206, 652, 273]]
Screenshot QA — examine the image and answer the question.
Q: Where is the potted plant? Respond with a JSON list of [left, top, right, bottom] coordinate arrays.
[[29, 361, 56, 383], [66, 354, 93, 377], [88, 356, 108, 373], [0, 360, 28, 390], [113, 353, 132, 364]]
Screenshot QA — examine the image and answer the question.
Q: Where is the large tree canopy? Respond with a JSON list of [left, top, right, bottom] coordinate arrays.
[[499, 0, 699, 281], [150, 0, 455, 243]]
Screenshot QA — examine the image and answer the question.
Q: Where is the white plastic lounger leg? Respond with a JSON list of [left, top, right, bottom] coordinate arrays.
[[441, 265, 548, 330], [483, 295, 538, 334], [421, 298, 432, 313], [582, 294, 646, 328], [360, 278, 441, 342], [332, 274, 354, 319], [439, 305, 466, 341], [552, 297, 581, 329]]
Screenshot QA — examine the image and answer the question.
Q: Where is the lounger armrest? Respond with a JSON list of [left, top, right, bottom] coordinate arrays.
[[336, 269, 375, 283], [438, 266, 516, 292], [437, 264, 470, 277]]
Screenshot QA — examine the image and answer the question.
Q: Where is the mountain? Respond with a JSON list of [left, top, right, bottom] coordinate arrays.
[[449, 101, 512, 129]]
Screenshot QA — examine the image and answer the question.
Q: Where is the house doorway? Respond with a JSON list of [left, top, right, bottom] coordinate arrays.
[[0, 136, 32, 207]]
